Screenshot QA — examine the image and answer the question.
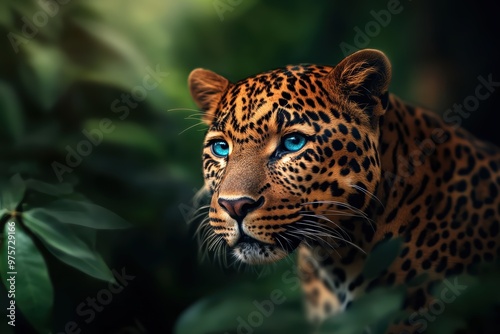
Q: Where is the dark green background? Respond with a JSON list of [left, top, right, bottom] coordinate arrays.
[[1, 0, 499, 333]]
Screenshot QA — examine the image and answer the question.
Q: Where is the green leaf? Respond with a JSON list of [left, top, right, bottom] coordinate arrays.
[[0, 221, 53, 333], [24, 179, 73, 196], [426, 268, 500, 334], [23, 210, 115, 282], [175, 282, 309, 334], [0, 81, 24, 143], [362, 237, 403, 280], [0, 174, 26, 212], [176, 293, 260, 334], [33, 199, 131, 229]]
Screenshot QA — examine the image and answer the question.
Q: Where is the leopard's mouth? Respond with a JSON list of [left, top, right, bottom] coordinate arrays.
[[232, 233, 301, 264]]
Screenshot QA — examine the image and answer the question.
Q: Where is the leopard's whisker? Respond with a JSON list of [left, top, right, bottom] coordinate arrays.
[[302, 200, 369, 219], [179, 120, 208, 135], [302, 238, 342, 259], [349, 183, 385, 210], [320, 209, 375, 226], [167, 107, 203, 113], [274, 235, 289, 252], [189, 208, 210, 225], [167, 108, 216, 121], [194, 216, 211, 239], [299, 212, 351, 240], [295, 223, 345, 247], [292, 220, 347, 242], [303, 200, 376, 232], [289, 220, 366, 254]]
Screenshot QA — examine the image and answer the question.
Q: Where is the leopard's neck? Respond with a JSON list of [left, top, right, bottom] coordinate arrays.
[[313, 95, 454, 260]]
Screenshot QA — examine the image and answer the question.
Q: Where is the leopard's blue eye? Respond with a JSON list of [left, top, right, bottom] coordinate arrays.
[[211, 140, 230, 157], [282, 133, 307, 152]]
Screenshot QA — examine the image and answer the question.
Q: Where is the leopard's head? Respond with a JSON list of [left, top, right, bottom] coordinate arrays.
[[189, 49, 391, 265]]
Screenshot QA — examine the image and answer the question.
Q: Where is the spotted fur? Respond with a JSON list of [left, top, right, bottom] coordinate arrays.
[[188, 49, 500, 332]]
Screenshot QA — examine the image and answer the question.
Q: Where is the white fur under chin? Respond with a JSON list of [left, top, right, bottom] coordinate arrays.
[[232, 243, 288, 265]]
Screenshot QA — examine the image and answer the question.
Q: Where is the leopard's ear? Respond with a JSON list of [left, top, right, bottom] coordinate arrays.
[[328, 49, 391, 119], [188, 68, 230, 124]]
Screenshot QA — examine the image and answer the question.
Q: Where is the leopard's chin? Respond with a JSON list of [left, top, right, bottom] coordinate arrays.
[[231, 234, 302, 265], [232, 242, 290, 264]]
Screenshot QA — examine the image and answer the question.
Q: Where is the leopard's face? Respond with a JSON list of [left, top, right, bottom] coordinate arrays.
[[189, 50, 392, 265]]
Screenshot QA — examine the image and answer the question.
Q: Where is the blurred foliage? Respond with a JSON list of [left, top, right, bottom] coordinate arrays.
[[176, 239, 408, 334], [0, 0, 498, 333], [0, 174, 130, 332], [175, 259, 310, 334], [426, 263, 500, 334]]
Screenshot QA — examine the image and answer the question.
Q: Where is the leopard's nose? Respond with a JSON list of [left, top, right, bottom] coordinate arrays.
[[218, 196, 264, 221]]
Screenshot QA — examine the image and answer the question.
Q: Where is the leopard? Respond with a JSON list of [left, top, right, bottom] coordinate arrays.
[[188, 49, 500, 333]]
